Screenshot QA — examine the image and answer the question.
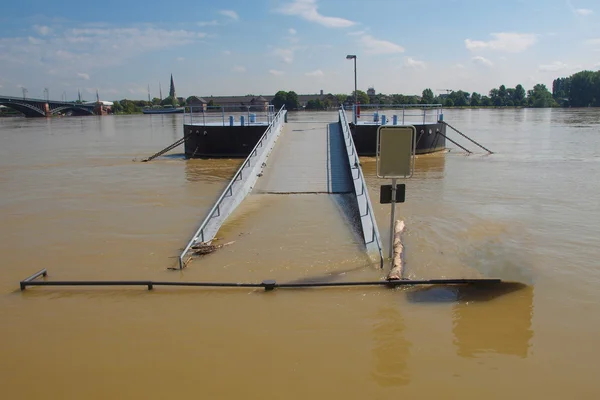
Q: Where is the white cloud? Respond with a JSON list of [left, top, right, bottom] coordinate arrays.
[[28, 36, 44, 45], [358, 35, 404, 55], [176, 56, 185, 61], [305, 69, 324, 77], [455, 63, 465, 69], [273, 47, 294, 63], [472, 56, 493, 66], [347, 30, 366, 36], [77, 72, 90, 80], [465, 32, 537, 53], [403, 56, 426, 69], [269, 69, 285, 75], [586, 38, 600, 46], [575, 8, 593, 16], [232, 65, 246, 73], [197, 20, 219, 27], [538, 61, 568, 71], [289, 28, 297, 35], [219, 10, 239, 21], [33, 25, 51, 36], [222, 50, 231, 55], [277, 0, 355, 28], [0, 26, 207, 73]]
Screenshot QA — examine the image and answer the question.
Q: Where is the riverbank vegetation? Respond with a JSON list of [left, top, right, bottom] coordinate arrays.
[[103, 68, 599, 114]]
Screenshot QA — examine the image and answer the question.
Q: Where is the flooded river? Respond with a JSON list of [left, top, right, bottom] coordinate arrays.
[[1, 108, 600, 399]]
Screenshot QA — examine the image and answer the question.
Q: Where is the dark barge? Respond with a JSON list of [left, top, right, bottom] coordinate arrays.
[[183, 104, 446, 158]]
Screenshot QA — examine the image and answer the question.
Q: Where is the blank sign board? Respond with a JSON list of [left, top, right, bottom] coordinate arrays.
[[376, 125, 416, 178]]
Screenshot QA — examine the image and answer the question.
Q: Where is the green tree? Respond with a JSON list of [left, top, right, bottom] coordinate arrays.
[[444, 98, 454, 107], [470, 92, 482, 106], [350, 90, 369, 104], [421, 88, 434, 104], [111, 100, 123, 113], [569, 71, 596, 107], [335, 93, 348, 105], [514, 84, 526, 106], [489, 88, 502, 106], [286, 91, 299, 109], [449, 90, 470, 106], [527, 84, 557, 108], [481, 96, 492, 106], [272, 91, 288, 110], [160, 96, 178, 107], [152, 97, 161, 105], [498, 85, 508, 105]]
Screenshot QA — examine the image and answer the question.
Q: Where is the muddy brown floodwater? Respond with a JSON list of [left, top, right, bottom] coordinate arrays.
[[1, 108, 600, 399]]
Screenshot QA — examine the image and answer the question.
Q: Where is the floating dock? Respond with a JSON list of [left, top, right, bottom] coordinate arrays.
[[183, 104, 447, 158]]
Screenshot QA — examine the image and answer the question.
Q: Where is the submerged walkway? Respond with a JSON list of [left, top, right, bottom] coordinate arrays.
[[254, 122, 352, 194]]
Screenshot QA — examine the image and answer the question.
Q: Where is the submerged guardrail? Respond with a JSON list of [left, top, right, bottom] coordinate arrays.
[[178, 105, 287, 269], [19, 269, 503, 292], [339, 108, 385, 267]]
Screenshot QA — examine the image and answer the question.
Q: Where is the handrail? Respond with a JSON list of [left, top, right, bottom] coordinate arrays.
[[185, 104, 276, 126], [339, 108, 385, 268], [20, 268, 502, 292], [352, 103, 443, 125], [178, 105, 287, 269]]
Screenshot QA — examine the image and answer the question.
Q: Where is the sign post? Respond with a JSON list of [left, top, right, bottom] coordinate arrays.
[[376, 125, 416, 258]]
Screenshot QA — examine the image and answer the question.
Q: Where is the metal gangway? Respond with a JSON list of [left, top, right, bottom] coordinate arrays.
[[178, 106, 384, 269]]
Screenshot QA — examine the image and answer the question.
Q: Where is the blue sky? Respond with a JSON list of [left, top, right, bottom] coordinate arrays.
[[0, 0, 599, 101]]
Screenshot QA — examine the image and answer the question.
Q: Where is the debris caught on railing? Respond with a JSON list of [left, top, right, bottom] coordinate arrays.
[[192, 241, 235, 256]]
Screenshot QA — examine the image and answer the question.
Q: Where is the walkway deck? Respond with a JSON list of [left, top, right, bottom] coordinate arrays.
[[254, 122, 352, 194]]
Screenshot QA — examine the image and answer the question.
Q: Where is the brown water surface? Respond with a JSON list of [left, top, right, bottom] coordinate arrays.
[[1, 109, 600, 399]]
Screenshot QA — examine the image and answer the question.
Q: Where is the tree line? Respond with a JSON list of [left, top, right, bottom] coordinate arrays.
[[107, 68, 600, 114], [552, 70, 600, 107]]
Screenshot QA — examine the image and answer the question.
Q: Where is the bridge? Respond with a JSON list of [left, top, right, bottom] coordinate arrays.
[[0, 95, 99, 117], [178, 106, 384, 269]]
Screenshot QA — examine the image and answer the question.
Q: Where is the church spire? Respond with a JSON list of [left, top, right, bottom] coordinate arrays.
[[169, 74, 176, 99]]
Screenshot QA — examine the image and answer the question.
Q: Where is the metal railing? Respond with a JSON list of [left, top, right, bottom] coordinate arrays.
[[351, 103, 443, 125], [178, 105, 287, 269], [20, 268, 502, 292], [339, 108, 385, 268], [185, 104, 276, 126]]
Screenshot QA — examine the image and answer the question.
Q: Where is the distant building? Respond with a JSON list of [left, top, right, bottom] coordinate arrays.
[[186, 91, 341, 110], [367, 87, 376, 97], [169, 74, 176, 99]]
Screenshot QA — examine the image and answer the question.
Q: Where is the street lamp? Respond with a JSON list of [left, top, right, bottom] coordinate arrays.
[[346, 55, 357, 106]]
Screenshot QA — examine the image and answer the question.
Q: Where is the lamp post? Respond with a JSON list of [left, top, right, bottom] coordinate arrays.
[[346, 55, 357, 106]]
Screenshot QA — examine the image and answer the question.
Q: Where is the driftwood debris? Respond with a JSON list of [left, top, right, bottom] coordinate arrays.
[[387, 220, 406, 281], [192, 241, 235, 255]]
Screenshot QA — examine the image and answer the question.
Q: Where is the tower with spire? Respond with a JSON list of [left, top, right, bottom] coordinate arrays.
[[169, 74, 176, 99]]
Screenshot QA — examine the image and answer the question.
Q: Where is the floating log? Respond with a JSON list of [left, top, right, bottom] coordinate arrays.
[[387, 220, 406, 281], [192, 241, 235, 255]]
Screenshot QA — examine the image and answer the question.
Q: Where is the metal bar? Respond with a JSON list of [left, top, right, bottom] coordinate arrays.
[[435, 130, 472, 154], [20, 268, 48, 289], [19, 273, 503, 291], [442, 121, 493, 154]]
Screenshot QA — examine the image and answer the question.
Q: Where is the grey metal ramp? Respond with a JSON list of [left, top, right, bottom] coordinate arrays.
[[254, 122, 352, 194]]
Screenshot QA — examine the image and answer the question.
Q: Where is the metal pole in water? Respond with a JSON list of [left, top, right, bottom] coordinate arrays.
[[389, 178, 397, 258]]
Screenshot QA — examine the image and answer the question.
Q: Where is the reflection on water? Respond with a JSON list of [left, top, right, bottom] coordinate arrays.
[[184, 158, 241, 183], [360, 153, 446, 179], [453, 284, 534, 358], [405, 282, 533, 358], [371, 306, 410, 387]]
